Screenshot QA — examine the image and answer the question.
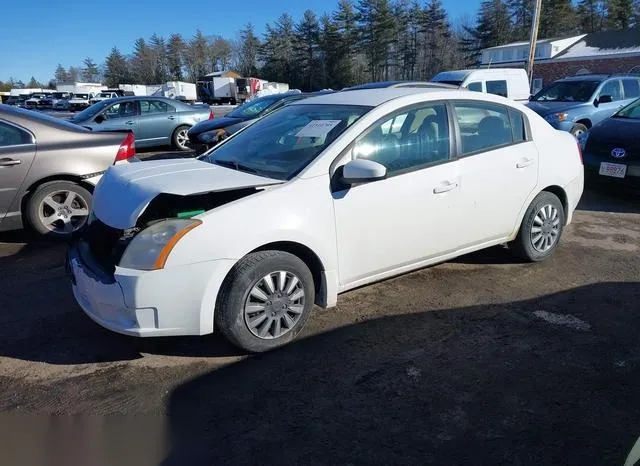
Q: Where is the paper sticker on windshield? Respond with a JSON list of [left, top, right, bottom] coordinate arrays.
[[295, 120, 342, 138]]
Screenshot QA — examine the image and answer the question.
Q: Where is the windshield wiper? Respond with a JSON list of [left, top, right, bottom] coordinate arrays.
[[215, 159, 260, 175]]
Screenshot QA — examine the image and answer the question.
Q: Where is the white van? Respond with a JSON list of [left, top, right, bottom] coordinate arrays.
[[432, 68, 531, 102]]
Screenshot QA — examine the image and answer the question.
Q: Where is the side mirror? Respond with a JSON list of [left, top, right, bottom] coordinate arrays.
[[341, 159, 387, 185], [595, 95, 613, 106], [94, 114, 105, 124]]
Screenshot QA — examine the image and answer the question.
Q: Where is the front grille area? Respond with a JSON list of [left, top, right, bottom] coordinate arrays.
[[82, 219, 134, 275], [587, 140, 637, 161]]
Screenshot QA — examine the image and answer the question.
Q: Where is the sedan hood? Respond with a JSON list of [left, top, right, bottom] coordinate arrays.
[[526, 101, 586, 116], [189, 116, 243, 135], [92, 158, 282, 229]]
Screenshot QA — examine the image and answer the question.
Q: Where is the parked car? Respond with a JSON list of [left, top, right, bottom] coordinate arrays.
[[69, 96, 214, 150], [0, 104, 137, 237], [527, 74, 640, 138], [54, 95, 72, 110], [16, 95, 31, 108], [4, 96, 20, 106], [187, 92, 331, 154], [581, 97, 640, 186], [67, 88, 583, 352], [431, 68, 531, 101], [24, 93, 50, 110], [343, 80, 461, 90], [89, 90, 125, 105], [68, 93, 94, 111], [43, 92, 72, 109]]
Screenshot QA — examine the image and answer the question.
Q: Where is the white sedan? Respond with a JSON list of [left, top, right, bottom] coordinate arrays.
[[67, 88, 584, 352]]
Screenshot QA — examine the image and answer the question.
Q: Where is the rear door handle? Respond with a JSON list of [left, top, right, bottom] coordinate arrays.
[[0, 158, 21, 167], [517, 158, 535, 169], [433, 180, 458, 194], [125, 121, 134, 125], [168, 115, 176, 120]]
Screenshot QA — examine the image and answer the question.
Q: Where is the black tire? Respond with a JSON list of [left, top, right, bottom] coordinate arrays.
[[26, 181, 92, 238], [172, 125, 191, 151], [215, 250, 315, 353], [511, 191, 565, 262], [570, 123, 588, 138]]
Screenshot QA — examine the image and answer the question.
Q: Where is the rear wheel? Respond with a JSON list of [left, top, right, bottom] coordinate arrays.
[[26, 181, 91, 238], [215, 251, 315, 352], [172, 125, 191, 151], [511, 191, 565, 262]]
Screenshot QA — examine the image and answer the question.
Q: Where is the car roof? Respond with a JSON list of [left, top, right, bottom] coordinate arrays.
[[290, 88, 458, 107], [559, 74, 609, 82], [344, 81, 458, 90]]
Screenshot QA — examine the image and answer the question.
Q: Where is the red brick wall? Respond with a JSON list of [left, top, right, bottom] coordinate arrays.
[[533, 56, 640, 86]]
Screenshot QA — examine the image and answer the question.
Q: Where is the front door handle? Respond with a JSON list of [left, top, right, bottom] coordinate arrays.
[[168, 115, 176, 120], [433, 180, 458, 194], [0, 158, 21, 167], [125, 121, 134, 125], [517, 158, 535, 169]]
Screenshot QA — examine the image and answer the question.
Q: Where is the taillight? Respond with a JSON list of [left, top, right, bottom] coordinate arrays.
[[209, 110, 214, 120], [115, 132, 136, 163]]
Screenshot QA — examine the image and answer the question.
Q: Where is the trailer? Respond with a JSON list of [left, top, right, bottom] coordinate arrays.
[[196, 77, 238, 105], [154, 81, 198, 103]]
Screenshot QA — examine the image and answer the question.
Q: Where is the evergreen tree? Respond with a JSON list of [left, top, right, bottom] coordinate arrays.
[[167, 34, 185, 80], [421, 0, 453, 79], [209, 36, 233, 72], [356, 0, 397, 81], [54, 64, 69, 83], [261, 14, 297, 85], [149, 34, 169, 83], [82, 58, 100, 82], [466, 0, 512, 63], [333, 0, 361, 85], [238, 24, 261, 76], [295, 10, 321, 90], [104, 47, 130, 87], [577, 0, 608, 33], [539, 0, 577, 38], [508, 0, 533, 40], [27, 77, 41, 88], [131, 38, 155, 84], [67, 67, 80, 82], [608, 0, 635, 29]]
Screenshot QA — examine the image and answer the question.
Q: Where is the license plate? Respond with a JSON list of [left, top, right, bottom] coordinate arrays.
[[599, 162, 627, 179]]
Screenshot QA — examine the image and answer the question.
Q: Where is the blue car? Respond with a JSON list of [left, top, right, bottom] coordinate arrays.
[[527, 74, 640, 138]]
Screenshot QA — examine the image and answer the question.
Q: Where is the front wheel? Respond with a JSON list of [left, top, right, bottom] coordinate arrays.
[[570, 123, 588, 139], [511, 191, 565, 262], [172, 125, 191, 151], [215, 251, 315, 352]]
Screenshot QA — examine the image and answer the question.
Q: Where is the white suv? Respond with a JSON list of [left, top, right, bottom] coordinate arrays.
[[68, 89, 584, 352]]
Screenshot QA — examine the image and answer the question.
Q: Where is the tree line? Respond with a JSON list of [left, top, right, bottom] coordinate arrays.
[[2, 0, 639, 94]]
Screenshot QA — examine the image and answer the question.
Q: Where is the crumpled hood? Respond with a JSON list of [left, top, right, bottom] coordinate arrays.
[[526, 101, 586, 117], [92, 158, 282, 229]]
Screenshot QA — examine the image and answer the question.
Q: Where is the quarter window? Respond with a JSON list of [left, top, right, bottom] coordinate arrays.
[[486, 80, 508, 98], [454, 102, 525, 155], [467, 82, 483, 92], [0, 121, 33, 147], [353, 103, 450, 176]]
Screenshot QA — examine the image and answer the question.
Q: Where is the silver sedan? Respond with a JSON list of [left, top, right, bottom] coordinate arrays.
[[70, 96, 213, 151]]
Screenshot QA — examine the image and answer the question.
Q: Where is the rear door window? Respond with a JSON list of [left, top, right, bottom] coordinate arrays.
[[622, 79, 640, 99], [486, 80, 508, 98], [0, 121, 33, 147], [454, 102, 524, 155]]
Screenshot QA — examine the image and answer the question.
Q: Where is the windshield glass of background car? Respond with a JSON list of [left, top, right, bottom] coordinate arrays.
[[227, 96, 284, 119], [72, 100, 110, 120], [614, 99, 640, 119], [532, 81, 600, 102], [203, 104, 370, 180]]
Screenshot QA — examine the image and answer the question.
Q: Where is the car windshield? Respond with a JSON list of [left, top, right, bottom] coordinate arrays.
[[74, 94, 89, 100], [202, 104, 370, 180], [227, 95, 288, 119], [613, 98, 640, 119], [71, 100, 111, 121], [52, 93, 67, 99], [98, 93, 112, 98], [32, 94, 46, 99], [532, 80, 600, 102]]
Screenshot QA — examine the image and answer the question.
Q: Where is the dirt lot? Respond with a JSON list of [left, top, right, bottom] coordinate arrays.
[[0, 184, 639, 465]]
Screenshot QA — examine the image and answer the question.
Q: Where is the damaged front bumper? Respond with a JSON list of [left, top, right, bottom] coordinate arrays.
[[67, 240, 235, 337]]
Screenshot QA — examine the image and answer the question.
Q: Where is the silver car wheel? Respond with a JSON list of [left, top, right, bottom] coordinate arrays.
[[530, 204, 560, 253], [38, 190, 89, 234], [175, 128, 189, 150], [244, 271, 306, 340]]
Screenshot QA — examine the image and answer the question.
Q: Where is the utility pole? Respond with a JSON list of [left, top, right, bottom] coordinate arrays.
[[527, 0, 543, 87]]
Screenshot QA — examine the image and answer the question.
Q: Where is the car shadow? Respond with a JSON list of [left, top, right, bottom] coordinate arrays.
[[162, 282, 640, 466], [0, 236, 242, 364], [579, 183, 640, 214]]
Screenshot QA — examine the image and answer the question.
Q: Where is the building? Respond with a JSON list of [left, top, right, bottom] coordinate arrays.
[[480, 29, 640, 93]]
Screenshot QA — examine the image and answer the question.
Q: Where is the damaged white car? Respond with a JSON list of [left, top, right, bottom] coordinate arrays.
[[67, 88, 584, 352]]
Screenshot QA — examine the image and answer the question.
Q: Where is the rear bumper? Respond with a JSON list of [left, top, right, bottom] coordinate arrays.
[[583, 153, 640, 184], [563, 172, 584, 225]]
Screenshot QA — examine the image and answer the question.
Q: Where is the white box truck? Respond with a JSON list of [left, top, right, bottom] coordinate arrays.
[[158, 81, 198, 103], [196, 77, 238, 105]]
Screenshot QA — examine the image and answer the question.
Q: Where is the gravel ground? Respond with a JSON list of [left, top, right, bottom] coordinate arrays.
[[0, 185, 639, 465]]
